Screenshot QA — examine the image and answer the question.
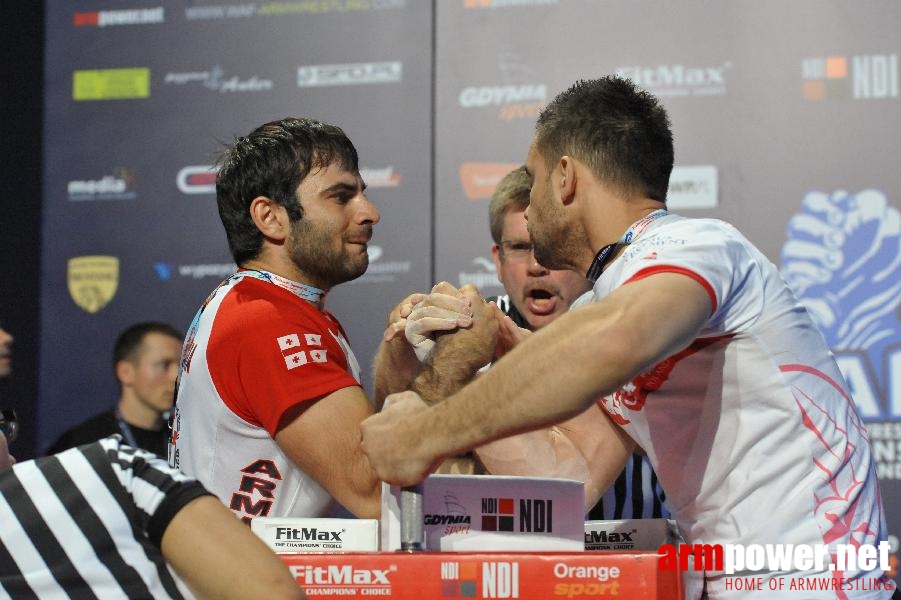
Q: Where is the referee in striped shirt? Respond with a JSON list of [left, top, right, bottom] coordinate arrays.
[[0, 418, 303, 599], [484, 167, 668, 520]]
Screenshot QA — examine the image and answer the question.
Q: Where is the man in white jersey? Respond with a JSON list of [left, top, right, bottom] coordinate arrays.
[[171, 118, 490, 522], [360, 77, 896, 598]]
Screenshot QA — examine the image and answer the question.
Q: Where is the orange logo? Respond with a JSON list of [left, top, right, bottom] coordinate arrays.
[[459, 163, 519, 200]]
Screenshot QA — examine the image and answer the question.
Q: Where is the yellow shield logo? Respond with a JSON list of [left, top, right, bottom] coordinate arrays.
[[67, 255, 119, 313]]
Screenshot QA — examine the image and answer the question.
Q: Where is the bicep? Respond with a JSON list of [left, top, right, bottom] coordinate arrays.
[[598, 271, 713, 373], [274, 387, 381, 517]]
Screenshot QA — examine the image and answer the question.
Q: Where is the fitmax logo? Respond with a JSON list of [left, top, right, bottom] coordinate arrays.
[[585, 529, 636, 544], [275, 527, 343, 541], [290, 565, 394, 585]]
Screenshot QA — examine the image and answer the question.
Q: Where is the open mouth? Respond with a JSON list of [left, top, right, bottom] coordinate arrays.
[[525, 289, 558, 315]]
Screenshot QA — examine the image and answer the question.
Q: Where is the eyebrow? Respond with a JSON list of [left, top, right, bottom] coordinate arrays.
[[322, 181, 365, 195]]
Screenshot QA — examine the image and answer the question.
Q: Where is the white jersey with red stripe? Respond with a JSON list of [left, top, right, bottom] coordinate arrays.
[[169, 270, 362, 522], [585, 213, 893, 598]]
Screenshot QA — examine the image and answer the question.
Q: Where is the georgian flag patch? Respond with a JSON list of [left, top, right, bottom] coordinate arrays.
[[277, 333, 327, 370]]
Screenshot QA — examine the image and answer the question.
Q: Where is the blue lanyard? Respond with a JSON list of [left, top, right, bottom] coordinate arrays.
[[115, 408, 139, 448], [586, 209, 668, 282]]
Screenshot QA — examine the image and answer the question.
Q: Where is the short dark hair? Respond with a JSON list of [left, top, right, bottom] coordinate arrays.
[[215, 117, 360, 264], [113, 322, 182, 370], [535, 76, 673, 202], [488, 166, 531, 244]]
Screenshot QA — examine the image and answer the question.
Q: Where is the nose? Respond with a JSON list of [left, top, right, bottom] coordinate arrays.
[[356, 194, 380, 225], [526, 250, 549, 275]]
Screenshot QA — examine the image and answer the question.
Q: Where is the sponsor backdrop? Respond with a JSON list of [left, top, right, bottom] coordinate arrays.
[[42, 0, 899, 568]]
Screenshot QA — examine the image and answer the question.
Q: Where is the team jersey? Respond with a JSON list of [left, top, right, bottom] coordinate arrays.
[[588, 213, 893, 598], [170, 269, 362, 522]]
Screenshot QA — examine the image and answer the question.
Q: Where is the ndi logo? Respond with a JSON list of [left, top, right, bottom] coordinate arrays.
[[802, 54, 898, 100], [481, 497, 553, 533]]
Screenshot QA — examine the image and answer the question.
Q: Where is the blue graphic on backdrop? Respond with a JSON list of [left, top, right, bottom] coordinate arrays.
[[154, 262, 174, 281], [781, 189, 901, 420]]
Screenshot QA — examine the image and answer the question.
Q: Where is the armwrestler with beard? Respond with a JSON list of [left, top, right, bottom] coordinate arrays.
[[485, 166, 669, 520]]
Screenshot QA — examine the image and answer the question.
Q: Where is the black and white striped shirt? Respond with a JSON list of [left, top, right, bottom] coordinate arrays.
[[491, 294, 669, 520], [0, 435, 211, 599]]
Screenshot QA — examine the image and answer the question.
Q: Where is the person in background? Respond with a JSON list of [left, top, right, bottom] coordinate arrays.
[[0, 326, 13, 379], [1, 412, 304, 599], [484, 165, 668, 520], [47, 322, 182, 457]]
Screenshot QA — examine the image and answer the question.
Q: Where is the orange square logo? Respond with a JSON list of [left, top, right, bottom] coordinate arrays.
[[825, 56, 847, 79], [460, 562, 478, 579], [803, 80, 826, 101]]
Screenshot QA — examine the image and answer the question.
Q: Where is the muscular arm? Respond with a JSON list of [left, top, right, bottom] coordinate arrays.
[[162, 495, 305, 600], [475, 404, 635, 508], [410, 285, 499, 406], [374, 284, 497, 408], [275, 386, 382, 518], [362, 272, 712, 485], [372, 293, 427, 408]]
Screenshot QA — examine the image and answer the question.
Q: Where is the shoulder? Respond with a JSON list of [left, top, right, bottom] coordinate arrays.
[[46, 410, 119, 455]]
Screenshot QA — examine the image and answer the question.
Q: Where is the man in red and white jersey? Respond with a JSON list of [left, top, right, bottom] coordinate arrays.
[[170, 118, 491, 522], [361, 78, 897, 598]]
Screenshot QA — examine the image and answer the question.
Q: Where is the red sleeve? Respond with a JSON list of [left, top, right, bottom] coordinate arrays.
[[207, 279, 360, 436]]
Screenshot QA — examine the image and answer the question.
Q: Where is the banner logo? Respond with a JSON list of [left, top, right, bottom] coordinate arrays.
[[73, 68, 150, 101], [802, 54, 898, 101], [177, 165, 217, 194], [459, 163, 520, 200], [464, 0, 559, 7], [298, 62, 402, 87], [74, 8, 164, 27], [459, 256, 501, 291], [67, 168, 137, 201], [616, 62, 731, 97], [360, 166, 401, 188], [67, 255, 119, 313], [667, 166, 718, 209], [164, 66, 272, 93]]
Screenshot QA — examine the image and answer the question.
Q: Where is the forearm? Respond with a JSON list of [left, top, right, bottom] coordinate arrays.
[[416, 303, 640, 462], [476, 407, 635, 508], [410, 352, 481, 406], [373, 337, 420, 409], [475, 428, 590, 486]]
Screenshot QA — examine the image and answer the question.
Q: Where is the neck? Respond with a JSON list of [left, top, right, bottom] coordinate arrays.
[[117, 396, 162, 430], [587, 202, 666, 251], [240, 259, 328, 308]]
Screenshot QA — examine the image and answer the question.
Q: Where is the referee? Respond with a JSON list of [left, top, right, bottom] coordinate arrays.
[[0, 425, 303, 599]]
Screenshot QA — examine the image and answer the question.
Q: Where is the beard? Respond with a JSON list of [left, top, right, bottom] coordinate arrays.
[[287, 217, 371, 288], [529, 187, 576, 271]]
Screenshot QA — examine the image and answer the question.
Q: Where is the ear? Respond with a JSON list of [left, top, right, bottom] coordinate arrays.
[[116, 360, 135, 387], [491, 243, 503, 272], [249, 196, 289, 242], [558, 156, 577, 205]]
